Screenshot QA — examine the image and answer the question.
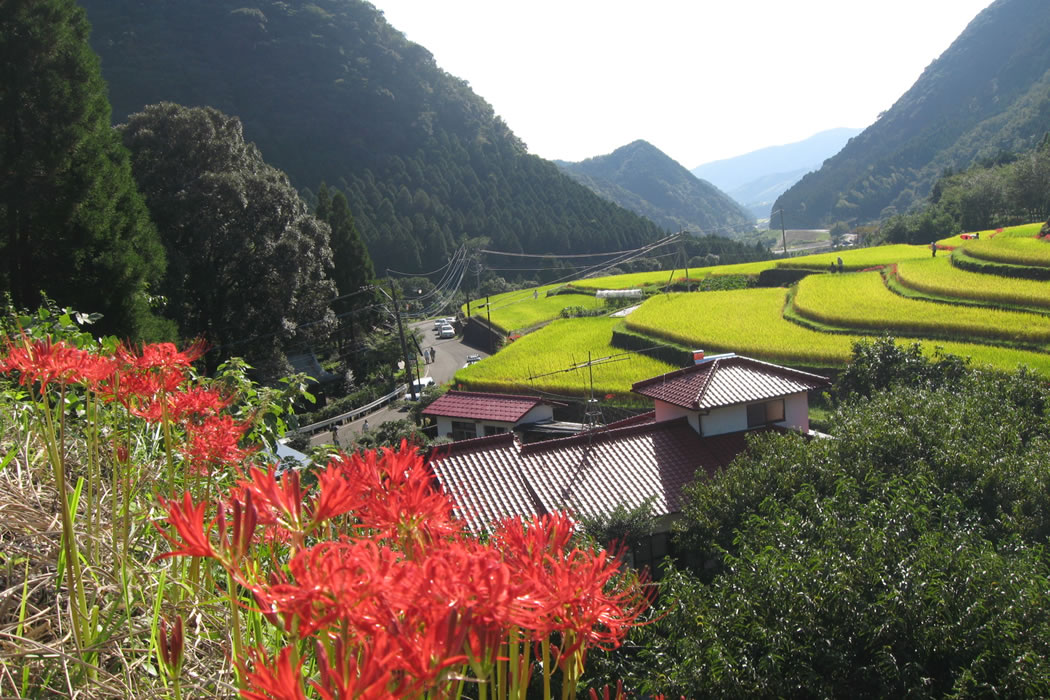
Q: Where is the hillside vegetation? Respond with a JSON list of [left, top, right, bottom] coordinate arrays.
[[80, 0, 667, 274], [556, 140, 754, 235], [775, 0, 1050, 227]]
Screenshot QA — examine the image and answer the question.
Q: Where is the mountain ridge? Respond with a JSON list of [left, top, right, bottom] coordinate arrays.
[[556, 140, 753, 236], [773, 0, 1050, 227]]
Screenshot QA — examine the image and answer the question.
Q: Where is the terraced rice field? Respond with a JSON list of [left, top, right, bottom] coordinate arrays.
[[463, 290, 606, 333], [792, 271, 1050, 345], [774, 244, 932, 271], [623, 289, 1050, 374], [936, 222, 1043, 247], [462, 223, 1050, 383], [895, 257, 1050, 311], [454, 317, 677, 399], [961, 237, 1050, 268], [568, 259, 776, 290]]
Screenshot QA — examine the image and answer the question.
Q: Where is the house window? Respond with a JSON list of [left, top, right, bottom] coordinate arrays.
[[451, 420, 477, 441], [483, 425, 507, 436], [747, 398, 785, 427]]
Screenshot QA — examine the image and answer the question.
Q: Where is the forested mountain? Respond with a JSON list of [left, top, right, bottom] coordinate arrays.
[[556, 141, 753, 236], [774, 0, 1050, 228], [78, 0, 665, 275], [691, 128, 861, 221]]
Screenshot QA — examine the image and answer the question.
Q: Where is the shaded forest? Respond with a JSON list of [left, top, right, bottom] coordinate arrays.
[[80, 0, 669, 274]]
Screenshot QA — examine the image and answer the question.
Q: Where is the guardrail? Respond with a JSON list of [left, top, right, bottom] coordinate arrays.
[[297, 383, 407, 434]]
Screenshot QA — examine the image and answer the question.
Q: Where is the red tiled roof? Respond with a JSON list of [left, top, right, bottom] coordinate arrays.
[[427, 415, 763, 533], [427, 432, 543, 533], [423, 390, 547, 423], [632, 355, 829, 410]]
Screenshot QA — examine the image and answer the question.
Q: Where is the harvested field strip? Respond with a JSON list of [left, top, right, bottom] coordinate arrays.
[[454, 317, 677, 400], [623, 288, 1050, 374], [896, 257, 1050, 311], [774, 244, 932, 271], [961, 237, 1050, 267], [793, 271, 1050, 345]]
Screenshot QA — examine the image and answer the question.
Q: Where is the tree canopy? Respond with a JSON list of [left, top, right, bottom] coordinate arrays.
[[590, 341, 1050, 697], [120, 103, 336, 376], [80, 0, 668, 275], [0, 0, 167, 338]]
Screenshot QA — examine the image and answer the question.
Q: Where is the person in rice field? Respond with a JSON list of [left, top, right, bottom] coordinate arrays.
[[931, 241, 937, 257]]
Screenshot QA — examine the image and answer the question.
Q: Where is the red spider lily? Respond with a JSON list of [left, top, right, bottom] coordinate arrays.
[[215, 489, 259, 565], [117, 339, 207, 373], [312, 635, 406, 700], [494, 514, 653, 657], [154, 491, 219, 561], [182, 414, 253, 475], [333, 444, 462, 551], [169, 386, 232, 420], [252, 539, 404, 638], [240, 647, 308, 700], [1, 338, 117, 394], [158, 615, 184, 672], [235, 465, 306, 536]]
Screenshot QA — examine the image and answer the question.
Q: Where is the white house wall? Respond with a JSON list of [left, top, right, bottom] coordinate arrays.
[[701, 404, 747, 436], [784, 392, 809, 431]]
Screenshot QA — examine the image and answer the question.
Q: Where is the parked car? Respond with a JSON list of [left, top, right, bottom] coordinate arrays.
[[438, 324, 455, 339], [406, 376, 435, 400]]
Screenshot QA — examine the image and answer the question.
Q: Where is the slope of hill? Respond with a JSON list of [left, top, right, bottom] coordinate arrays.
[[691, 128, 862, 221], [78, 0, 665, 274], [774, 0, 1050, 228], [556, 140, 753, 236]]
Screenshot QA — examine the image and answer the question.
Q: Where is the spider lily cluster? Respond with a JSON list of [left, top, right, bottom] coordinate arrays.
[[1, 332, 654, 699]]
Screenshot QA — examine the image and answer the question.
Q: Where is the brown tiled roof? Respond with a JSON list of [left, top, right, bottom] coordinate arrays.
[[427, 415, 760, 533], [519, 418, 741, 519], [427, 432, 543, 533], [632, 355, 829, 410], [422, 390, 547, 423]]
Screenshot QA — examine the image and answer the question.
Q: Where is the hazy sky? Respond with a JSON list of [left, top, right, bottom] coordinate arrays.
[[371, 0, 994, 168]]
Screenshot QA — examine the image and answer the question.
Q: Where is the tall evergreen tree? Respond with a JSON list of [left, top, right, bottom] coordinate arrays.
[[120, 103, 336, 377], [0, 0, 166, 337], [315, 182, 376, 380]]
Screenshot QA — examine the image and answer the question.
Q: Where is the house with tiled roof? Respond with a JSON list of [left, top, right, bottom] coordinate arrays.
[[427, 354, 829, 540], [422, 390, 564, 441]]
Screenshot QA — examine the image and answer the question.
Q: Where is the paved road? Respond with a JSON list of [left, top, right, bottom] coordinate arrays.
[[311, 319, 489, 448]]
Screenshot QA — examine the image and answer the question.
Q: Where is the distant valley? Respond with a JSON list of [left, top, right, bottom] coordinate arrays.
[[691, 127, 862, 222]]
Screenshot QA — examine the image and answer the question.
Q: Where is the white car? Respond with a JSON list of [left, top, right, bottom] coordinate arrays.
[[438, 324, 455, 339], [406, 376, 435, 400]]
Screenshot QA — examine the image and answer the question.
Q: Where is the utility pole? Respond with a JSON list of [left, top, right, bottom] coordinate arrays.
[[779, 209, 788, 255], [389, 279, 418, 400], [485, 295, 493, 354]]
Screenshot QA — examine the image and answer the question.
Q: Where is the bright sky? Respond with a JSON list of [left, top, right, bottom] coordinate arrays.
[[371, 0, 994, 168]]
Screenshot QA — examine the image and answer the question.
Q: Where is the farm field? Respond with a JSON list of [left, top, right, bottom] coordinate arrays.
[[461, 222, 1050, 387], [774, 244, 932, 271], [961, 236, 1050, 267], [792, 271, 1050, 345], [464, 289, 606, 333], [936, 222, 1043, 247], [454, 317, 677, 400], [568, 259, 776, 290], [895, 257, 1050, 311], [623, 289, 1050, 375]]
